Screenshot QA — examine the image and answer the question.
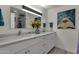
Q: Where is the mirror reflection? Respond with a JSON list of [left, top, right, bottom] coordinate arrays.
[[10, 7, 26, 28]]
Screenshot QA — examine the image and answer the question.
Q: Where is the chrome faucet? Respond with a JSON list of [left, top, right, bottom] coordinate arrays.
[[17, 30, 22, 36]]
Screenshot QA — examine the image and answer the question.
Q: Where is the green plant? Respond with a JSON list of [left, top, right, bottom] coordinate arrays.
[[32, 20, 41, 28]]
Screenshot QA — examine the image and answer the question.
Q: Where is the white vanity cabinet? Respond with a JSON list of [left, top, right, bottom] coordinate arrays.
[[0, 37, 40, 54], [39, 33, 55, 53], [16, 43, 45, 54], [16, 40, 48, 54], [16, 33, 56, 54], [0, 32, 56, 54]]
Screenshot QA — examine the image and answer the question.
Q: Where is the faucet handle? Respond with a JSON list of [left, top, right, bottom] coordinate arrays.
[[18, 30, 22, 36]]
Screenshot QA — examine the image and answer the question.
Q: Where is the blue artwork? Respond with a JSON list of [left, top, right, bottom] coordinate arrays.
[[0, 9, 4, 26], [57, 9, 75, 29]]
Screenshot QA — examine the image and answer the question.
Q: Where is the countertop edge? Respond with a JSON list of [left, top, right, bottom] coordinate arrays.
[[0, 32, 56, 47]]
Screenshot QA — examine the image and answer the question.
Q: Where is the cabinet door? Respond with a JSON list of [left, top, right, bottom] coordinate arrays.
[[0, 37, 40, 54], [16, 43, 44, 54], [0, 51, 11, 54], [46, 33, 56, 46], [39, 33, 55, 53], [16, 49, 44, 54]]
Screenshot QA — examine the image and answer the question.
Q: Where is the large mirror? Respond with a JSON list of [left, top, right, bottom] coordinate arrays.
[[10, 7, 26, 28]]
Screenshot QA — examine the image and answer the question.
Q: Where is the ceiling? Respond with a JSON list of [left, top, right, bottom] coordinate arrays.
[[30, 5, 61, 11], [29, 5, 60, 12], [40, 5, 60, 9], [24, 5, 60, 16], [29, 5, 44, 13]]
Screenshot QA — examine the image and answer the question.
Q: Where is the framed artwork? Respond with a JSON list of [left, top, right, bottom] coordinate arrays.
[[57, 9, 75, 29], [10, 7, 26, 28], [15, 14, 26, 28], [0, 9, 4, 26], [49, 22, 53, 28], [43, 23, 46, 28]]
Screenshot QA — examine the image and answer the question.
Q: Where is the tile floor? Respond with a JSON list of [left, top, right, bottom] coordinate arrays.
[[48, 47, 73, 54]]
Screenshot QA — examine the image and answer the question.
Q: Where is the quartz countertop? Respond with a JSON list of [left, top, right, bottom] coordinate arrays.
[[0, 32, 55, 46]]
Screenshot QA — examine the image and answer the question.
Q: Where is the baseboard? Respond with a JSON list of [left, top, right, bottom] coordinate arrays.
[[55, 46, 75, 54], [47, 46, 75, 54], [47, 46, 55, 54]]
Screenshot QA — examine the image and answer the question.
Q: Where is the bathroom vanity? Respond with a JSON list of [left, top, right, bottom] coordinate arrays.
[[0, 32, 56, 54]]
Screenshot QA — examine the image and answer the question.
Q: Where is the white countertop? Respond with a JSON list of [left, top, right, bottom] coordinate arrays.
[[0, 32, 55, 46]]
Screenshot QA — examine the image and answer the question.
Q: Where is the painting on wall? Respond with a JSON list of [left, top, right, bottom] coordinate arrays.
[[10, 7, 26, 28], [0, 9, 4, 26], [15, 14, 26, 28], [57, 9, 75, 29], [49, 22, 53, 28]]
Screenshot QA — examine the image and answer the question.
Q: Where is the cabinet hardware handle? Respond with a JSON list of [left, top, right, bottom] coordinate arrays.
[[25, 51, 27, 54], [25, 50, 30, 54], [27, 50, 30, 52]]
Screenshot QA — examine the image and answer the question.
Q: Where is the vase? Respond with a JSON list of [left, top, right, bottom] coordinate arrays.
[[35, 28, 40, 34]]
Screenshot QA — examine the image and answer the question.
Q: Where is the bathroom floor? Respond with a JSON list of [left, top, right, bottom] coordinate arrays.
[[48, 47, 73, 54]]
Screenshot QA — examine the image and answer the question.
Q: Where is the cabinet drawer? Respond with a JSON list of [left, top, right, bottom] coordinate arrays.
[[0, 33, 56, 54], [16, 49, 44, 54], [0, 51, 11, 54], [16, 43, 44, 54], [0, 38, 40, 54]]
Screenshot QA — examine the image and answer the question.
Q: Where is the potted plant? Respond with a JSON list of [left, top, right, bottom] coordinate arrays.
[[32, 17, 41, 34]]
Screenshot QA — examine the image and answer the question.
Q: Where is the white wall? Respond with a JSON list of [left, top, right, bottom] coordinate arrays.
[[41, 9, 48, 30], [48, 5, 79, 53]]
